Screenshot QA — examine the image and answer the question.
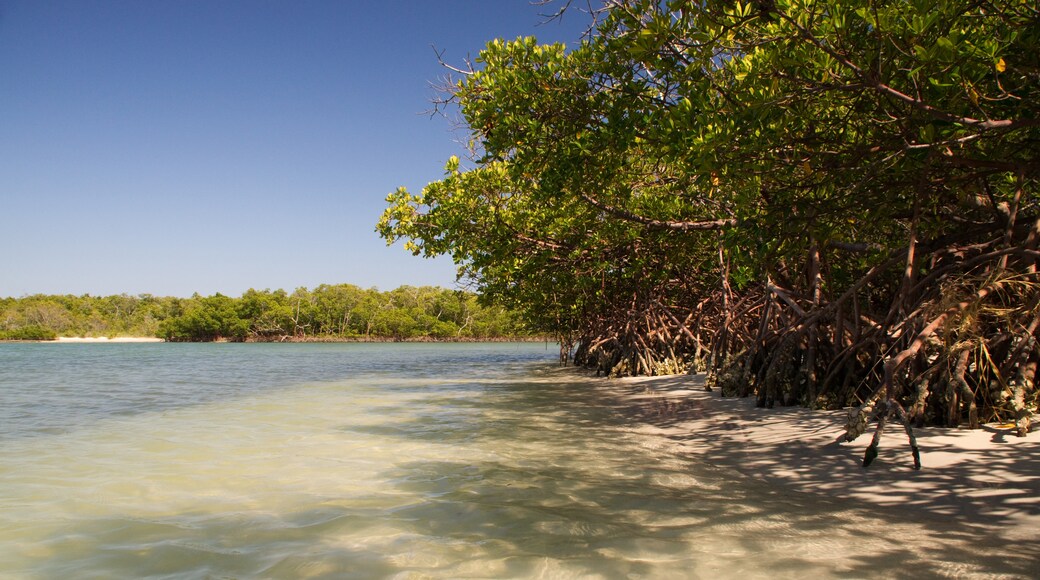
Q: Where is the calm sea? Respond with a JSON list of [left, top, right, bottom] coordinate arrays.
[[0, 343, 1030, 578]]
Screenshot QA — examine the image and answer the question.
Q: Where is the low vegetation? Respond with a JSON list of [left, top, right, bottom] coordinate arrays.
[[0, 285, 532, 342]]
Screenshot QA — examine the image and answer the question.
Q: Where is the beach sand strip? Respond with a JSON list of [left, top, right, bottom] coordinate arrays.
[[600, 373, 1040, 540]]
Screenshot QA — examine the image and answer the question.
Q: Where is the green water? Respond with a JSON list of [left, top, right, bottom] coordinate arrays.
[[0, 343, 1032, 578]]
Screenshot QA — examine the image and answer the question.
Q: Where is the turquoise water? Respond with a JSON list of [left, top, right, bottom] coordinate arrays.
[[0, 343, 1032, 578]]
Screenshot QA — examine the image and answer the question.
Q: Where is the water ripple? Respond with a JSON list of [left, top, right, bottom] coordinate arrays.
[[0, 343, 1034, 578]]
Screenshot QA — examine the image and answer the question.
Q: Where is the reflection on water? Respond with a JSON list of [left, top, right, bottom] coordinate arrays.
[[0, 343, 1034, 578]]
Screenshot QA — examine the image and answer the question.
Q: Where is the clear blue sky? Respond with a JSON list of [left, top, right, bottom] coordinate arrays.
[[0, 0, 588, 298]]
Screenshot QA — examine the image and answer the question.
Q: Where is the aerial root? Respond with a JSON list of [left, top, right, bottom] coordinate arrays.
[[862, 399, 921, 470]]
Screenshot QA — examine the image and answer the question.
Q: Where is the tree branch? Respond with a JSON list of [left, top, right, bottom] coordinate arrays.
[[578, 192, 737, 231]]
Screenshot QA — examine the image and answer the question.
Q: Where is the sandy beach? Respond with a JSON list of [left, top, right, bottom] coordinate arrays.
[[603, 373, 1040, 541], [53, 336, 164, 343]]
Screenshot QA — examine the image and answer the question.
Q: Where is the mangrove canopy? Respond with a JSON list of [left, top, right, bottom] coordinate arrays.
[[378, 0, 1040, 444]]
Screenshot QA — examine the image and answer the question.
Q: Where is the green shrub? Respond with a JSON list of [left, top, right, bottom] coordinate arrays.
[[1, 325, 58, 341]]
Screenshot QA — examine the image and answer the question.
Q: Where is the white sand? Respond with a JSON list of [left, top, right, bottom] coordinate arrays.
[[603, 374, 1040, 540], [54, 336, 164, 343]]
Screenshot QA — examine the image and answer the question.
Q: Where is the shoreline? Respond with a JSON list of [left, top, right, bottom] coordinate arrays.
[[6, 336, 548, 344], [52, 337, 165, 343], [601, 373, 1040, 541], [241, 335, 550, 343]]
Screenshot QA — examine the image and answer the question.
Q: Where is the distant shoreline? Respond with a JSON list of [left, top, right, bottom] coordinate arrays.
[[10, 336, 549, 344], [53, 336, 165, 343], [240, 335, 550, 344]]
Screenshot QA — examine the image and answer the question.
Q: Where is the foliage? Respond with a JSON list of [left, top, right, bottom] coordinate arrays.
[[158, 294, 249, 342], [0, 325, 58, 341], [0, 286, 532, 342], [378, 0, 1040, 437]]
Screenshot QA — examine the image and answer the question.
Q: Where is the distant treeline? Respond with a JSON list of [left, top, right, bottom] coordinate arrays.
[[0, 285, 534, 342]]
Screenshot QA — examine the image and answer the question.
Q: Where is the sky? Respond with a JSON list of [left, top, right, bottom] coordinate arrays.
[[0, 0, 589, 298]]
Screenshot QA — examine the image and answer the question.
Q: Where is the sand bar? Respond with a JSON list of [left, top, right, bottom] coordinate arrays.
[[604, 373, 1040, 540]]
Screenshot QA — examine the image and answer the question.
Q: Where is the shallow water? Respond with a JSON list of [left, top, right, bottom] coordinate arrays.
[[0, 343, 1034, 578]]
